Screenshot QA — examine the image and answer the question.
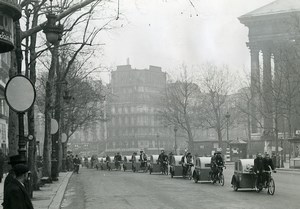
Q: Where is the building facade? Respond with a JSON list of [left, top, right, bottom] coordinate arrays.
[[0, 52, 10, 155], [239, 0, 299, 158], [106, 64, 172, 155]]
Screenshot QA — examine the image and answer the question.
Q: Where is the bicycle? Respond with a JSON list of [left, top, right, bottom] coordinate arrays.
[[210, 165, 225, 186], [183, 163, 194, 180], [255, 168, 276, 195], [160, 161, 168, 175]]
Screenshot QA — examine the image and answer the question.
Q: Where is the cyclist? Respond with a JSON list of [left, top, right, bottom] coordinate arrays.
[[210, 152, 217, 179], [114, 152, 122, 170], [131, 152, 137, 171], [158, 149, 168, 174], [182, 152, 193, 178], [140, 150, 148, 171], [214, 151, 225, 182], [263, 153, 276, 186], [105, 155, 111, 170]]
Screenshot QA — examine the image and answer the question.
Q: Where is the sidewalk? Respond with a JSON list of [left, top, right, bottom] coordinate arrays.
[[0, 172, 73, 209]]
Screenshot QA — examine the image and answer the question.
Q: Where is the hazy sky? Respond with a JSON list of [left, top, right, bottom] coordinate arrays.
[[95, 0, 275, 82]]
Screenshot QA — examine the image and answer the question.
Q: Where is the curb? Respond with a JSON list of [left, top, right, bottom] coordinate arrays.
[[276, 168, 300, 174], [49, 172, 73, 209]]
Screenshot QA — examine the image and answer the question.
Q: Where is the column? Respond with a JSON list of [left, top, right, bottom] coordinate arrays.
[[250, 46, 260, 133], [262, 47, 273, 136]]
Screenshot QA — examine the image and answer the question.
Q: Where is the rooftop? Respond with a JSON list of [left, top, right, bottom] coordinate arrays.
[[240, 0, 300, 19]]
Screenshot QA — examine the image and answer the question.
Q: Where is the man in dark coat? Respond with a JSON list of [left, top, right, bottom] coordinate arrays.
[[2, 164, 34, 209], [3, 155, 25, 192], [253, 153, 264, 187]]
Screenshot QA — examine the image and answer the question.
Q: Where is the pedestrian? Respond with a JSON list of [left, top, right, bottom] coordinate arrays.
[[3, 155, 25, 192], [0, 149, 5, 183], [2, 164, 34, 209]]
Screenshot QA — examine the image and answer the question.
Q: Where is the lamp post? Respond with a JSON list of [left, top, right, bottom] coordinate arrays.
[[156, 133, 159, 154], [225, 112, 230, 147], [174, 126, 178, 155]]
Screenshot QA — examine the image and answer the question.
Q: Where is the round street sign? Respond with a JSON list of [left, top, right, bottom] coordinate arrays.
[[5, 75, 36, 112], [51, 119, 59, 134], [61, 133, 67, 143]]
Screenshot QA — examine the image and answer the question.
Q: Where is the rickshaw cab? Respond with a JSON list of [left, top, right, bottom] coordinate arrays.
[[108, 156, 116, 170], [123, 156, 133, 171], [193, 157, 211, 183], [96, 157, 104, 170], [231, 159, 255, 191], [148, 155, 161, 174], [131, 155, 140, 172], [169, 155, 184, 178]]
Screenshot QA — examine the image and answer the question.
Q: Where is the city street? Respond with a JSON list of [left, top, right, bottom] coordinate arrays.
[[61, 165, 300, 209]]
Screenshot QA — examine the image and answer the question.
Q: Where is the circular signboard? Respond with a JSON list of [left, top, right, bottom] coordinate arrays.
[[51, 119, 59, 134], [61, 133, 67, 143], [5, 75, 36, 112]]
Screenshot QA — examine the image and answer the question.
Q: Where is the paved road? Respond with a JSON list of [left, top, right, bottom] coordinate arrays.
[[61, 166, 300, 209]]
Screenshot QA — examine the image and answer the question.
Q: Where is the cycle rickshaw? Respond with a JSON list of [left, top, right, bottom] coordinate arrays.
[[169, 155, 193, 178], [193, 157, 213, 183], [123, 156, 132, 171], [149, 155, 168, 174], [231, 159, 275, 195]]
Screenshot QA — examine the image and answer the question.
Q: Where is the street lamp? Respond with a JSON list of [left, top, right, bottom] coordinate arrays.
[[156, 133, 159, 154], [174, 126, 178, 155], [225, 112, 230, 146], [43, 1, 63, 45], [42, 0, 64, 181]]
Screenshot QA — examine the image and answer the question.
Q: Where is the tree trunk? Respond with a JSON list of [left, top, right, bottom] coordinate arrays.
[[27, 1, 40, 193], [8, 27, 19, 157], [54, 78, 62, 172], [42, 45, 58, 178], [42, 82, 53, 178]]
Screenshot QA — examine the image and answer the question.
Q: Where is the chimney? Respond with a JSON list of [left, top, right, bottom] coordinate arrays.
[[126, 58, 130, 65]]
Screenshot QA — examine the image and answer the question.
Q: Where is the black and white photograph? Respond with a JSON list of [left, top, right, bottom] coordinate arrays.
[[0, 0, 300, 209]]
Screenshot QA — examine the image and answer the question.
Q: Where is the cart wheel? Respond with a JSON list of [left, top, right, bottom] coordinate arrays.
[[193, 175, 199, 183], [219, 174, 225, 186], [233, 183, 238, 191], [267, 178, 275, 195]]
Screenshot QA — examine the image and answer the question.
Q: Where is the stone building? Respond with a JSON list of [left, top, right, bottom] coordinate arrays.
[[106, 64, 172, 155], [0, 52, 10, 155], [239, 0, 300, 156]]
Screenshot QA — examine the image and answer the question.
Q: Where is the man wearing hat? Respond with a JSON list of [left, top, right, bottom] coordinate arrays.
[[2, 163, 34, 209], [4, 155, 26, 191]]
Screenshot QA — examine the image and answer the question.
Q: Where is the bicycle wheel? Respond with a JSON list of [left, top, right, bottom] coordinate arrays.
[[219, 174, 225, 186], [267, 178, 275, 195]]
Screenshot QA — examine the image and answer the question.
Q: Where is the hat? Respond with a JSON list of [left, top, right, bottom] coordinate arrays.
[[8, 155, 26, 165], [13, 164, 29, 176]]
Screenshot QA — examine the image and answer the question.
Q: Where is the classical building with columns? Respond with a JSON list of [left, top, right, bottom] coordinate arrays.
[[239, 0, 300, 154]]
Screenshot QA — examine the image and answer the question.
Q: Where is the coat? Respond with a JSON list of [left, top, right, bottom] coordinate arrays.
[[254, 157, 264, 173], [263, 158, 274, 171], [2, 178, 34, 209]]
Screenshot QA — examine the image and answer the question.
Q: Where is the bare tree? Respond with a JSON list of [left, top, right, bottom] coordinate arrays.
[[198, 64, 232, 148], [158, 66, 200, 153]]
